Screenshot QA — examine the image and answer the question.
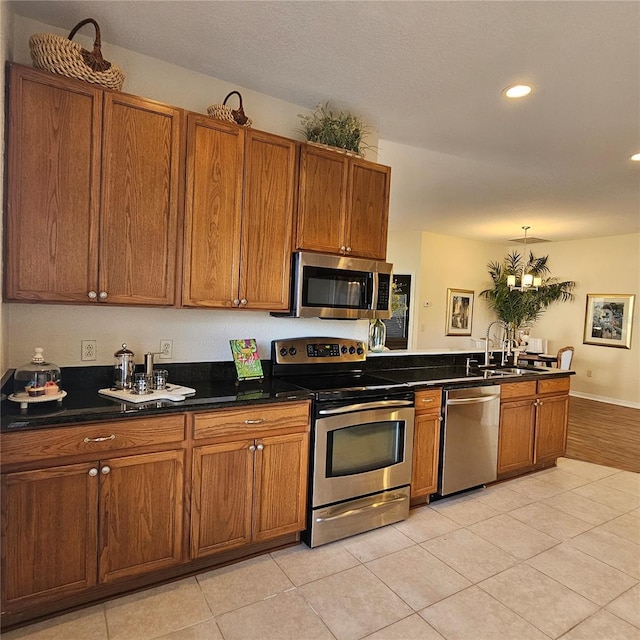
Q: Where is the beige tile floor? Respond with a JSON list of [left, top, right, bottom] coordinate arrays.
[[4, 458, 639, 640]]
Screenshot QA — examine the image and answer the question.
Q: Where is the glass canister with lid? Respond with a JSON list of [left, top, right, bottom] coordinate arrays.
[[13, 347, 62, 397]]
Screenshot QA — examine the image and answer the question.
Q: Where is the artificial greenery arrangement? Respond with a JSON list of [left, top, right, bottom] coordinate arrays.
[[298, 102, 370, 155], [479, 251, 576, 340]]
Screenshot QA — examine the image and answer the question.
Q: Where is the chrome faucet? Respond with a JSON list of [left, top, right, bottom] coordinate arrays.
[[483, 321, 504, 367]]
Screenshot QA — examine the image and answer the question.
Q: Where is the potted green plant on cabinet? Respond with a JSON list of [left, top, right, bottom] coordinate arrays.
[[298, 102, 371, 155]]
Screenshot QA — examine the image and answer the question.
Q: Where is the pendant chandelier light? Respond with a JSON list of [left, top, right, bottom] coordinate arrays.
[[507, 226, 542, 291]]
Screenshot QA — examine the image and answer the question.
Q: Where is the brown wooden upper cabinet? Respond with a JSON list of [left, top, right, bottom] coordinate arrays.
[[295, 143, 391, 260], [182, 114, 297, 310], [4, 65, 182, 305]]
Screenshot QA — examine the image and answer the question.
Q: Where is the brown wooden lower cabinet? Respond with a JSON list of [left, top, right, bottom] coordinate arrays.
[[1, 401, 311, 629], [190, 407, 310, 558], [498, 377, 570, 478], [410, 388, 442, 504]]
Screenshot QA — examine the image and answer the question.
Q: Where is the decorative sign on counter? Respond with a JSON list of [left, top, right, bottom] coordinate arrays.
[[230, 339, 264, 381]]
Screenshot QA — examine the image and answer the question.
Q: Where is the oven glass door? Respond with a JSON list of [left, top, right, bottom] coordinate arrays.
[[313, 406, 414, 508]]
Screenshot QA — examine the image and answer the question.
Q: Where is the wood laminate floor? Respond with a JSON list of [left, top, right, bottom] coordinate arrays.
[[566, 396, 640, 473]]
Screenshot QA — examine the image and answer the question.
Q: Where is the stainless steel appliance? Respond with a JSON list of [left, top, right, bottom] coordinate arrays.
[[272, 337, 414, 547], [273, 252, 393, 319], [438, 385, 501, 496]]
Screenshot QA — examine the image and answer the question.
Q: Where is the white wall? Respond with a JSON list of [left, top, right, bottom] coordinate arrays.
[[532, 234, 640, 406]]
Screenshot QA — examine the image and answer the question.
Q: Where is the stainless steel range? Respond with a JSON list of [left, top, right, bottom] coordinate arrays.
[[272, 337, 414, 547]]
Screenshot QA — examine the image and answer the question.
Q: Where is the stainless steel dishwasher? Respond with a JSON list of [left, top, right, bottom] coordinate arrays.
[[438, 385, 501, 496]]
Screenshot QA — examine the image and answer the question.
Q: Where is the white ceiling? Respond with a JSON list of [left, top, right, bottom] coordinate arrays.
[[9, 1, 640, 243]]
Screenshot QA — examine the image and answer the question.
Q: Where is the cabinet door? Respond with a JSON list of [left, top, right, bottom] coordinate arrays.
[[535, 394, 569, 463], [98, 450, 184, 583], [295, 144, 348, 254], [5, 65, 101, 303], [411, 413, 441, 500], [240, 130, 297, 310], [253, 432, 309, 542], [99, 93, 182, 305], [344, 158, 390, 260], [498, 399, 536, 474], [190, 441, 254, 557], [182, 114, 244, 307], [1, 462, 98, 610]]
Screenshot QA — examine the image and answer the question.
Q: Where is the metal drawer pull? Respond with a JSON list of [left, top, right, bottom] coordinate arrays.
[[249, 444, 256, 451], [315, 494, 408, 523], [101, 466, 111, 475], [256, 444, 264, 450], [244, 418, 266, 424], [88, 468, 98, 477], [420, 398, 435, 403], [318, 400, 413, 415], [83, 434, 116, 443]]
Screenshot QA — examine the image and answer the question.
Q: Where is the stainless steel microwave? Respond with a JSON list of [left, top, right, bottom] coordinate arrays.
[[275, 251, 393, 319]]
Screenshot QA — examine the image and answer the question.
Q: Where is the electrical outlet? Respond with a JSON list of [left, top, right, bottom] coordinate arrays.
[[159, 340, 173, 359], [81, 340, 96, 361]]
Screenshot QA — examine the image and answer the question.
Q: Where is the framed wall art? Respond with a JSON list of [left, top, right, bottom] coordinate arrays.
[[446, 288, 474, 336], [583, 293, 635, 349]]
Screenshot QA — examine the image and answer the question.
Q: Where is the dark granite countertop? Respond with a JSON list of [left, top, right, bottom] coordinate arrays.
[[1, 362, 310, 432], [1, 356, 573, 432]]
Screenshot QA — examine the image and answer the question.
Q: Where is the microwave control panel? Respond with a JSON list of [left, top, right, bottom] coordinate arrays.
[[272, 338, 366, 364]]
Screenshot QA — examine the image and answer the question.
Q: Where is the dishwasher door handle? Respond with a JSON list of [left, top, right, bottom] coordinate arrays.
[[446, 394, 500, 406]]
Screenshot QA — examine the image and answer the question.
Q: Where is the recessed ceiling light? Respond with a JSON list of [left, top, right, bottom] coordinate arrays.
[[630, 152, 640, 162], [503, 84, 533, 99]]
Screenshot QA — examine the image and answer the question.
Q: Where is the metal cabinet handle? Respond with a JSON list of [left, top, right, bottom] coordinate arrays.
[[233, 298, 240, 306], [88, 290, 97, 299], [420, 397, 435, 403], [244, 418, 266, 425], [256, 443, 264, 451], [240, 298, 248, 306], [83, 434, 116, 443], [248, 444, 256, 452], [101, 465, 111, 475], [345, 246, 352, 252], [340, 245, 346, 252], [99, 291, 108, 300], [88, 467, 98, 477]]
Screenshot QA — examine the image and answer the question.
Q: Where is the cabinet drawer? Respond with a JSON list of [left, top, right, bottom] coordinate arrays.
[[1, 415, 186, 466], [415, 388, 442, 413], [500, 381, 537, 401], [537, 376, 570, 395], [193, 401, 311, 440]]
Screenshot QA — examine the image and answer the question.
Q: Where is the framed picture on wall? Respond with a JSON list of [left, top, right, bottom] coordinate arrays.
[[583, 293, 635, 349], [446, 288, 474, 336]]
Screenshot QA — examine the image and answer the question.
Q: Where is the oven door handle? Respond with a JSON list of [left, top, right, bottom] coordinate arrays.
[[315, 493, 408, 523], [317, 400, 414, 415]]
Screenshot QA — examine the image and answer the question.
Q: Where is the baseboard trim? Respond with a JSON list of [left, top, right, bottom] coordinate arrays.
[[570, 390, 640, 410]]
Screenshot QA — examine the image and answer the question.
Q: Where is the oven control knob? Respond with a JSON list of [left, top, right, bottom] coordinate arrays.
[[341, 345, 348, 354], [289, 347, 297, 356], [279, 348, 288, 357], [349, 346, 356, 354], [356, 347, 364, 355]]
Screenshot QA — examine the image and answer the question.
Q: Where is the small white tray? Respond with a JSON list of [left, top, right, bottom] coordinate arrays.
[[9, 390, 67, 409], [99, 384, 196, 404]]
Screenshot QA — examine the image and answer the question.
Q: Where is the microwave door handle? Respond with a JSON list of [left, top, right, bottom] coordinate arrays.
[[371, 272, 379, 313]]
